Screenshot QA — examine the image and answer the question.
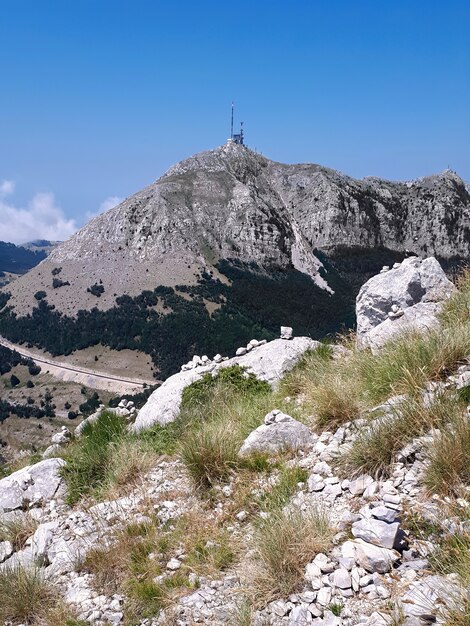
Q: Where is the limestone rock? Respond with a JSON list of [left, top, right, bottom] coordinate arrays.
[[356, 256, 455, 349], [133, 337, 319, 431], [0, 458, 66, 513], [0, 541, 13, 563], [352, 518, 400, 549], [353, 539, 400, 573], [363, 301, 442, 353], [239, 414, 313, 457]]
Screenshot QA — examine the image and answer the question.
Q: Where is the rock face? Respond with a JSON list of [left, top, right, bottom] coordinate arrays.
[[356, 256, 455, 349], [133, 337, 319, 431], [0, 458, 66, 513], [3, 144, 469, 319], [1, 143, 468, 379], [238, 410, 314, 457]]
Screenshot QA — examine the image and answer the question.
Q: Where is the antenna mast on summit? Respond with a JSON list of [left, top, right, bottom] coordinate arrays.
[[229, 101, 245, 145], [231, 102, 234, 139]]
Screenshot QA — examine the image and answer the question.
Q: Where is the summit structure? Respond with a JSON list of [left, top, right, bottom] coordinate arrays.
[[229, 102, 244, 145]]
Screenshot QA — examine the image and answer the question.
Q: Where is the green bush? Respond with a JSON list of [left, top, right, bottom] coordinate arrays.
[[181, 366, 270, 409], [61, 411, 127, 504]]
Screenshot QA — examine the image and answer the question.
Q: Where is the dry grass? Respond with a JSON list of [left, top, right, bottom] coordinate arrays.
[[0, 513, 38, 551], [280, 347, 363, 429], [178, 367, 282, 488], [81, 508, 235, 623], [424, 410, 470, 497], [339, 392, 460, 477], [102, 439, 158, 499], [439, 268, 470, 329], [251, 506, 333, 603], [432, 530, 470, 626], [0, 564, 81, 625], [179, 419, 240, 488]]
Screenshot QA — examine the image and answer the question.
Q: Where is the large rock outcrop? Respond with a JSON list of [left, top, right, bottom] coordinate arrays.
[[132, 337, 319, 431], [0, 458, 66, 513], [356, 256, 455, 350]]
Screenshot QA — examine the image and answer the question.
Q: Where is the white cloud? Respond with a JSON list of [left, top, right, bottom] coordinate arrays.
[[0, 181, 124, 245], [85, 195, 122, 222], [0, 180, 15, 197], [0, 181, 77, 244]]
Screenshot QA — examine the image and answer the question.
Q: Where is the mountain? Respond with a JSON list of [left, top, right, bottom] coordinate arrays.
[[0, 142, 469, 378], [0, 240, 52, 276]]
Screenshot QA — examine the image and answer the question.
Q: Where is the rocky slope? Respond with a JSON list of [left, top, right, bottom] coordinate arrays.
[[0, 143, 468, 377], [0, 258, 468, 626]]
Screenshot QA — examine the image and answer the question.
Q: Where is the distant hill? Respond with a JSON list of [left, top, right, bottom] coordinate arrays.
[[21, 240, 60, 254], [1, 142, 468, 378], [0, 240, 57, 276]]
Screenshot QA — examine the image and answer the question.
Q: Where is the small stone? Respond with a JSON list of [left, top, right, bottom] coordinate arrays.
[[305, 561, 322, 581], [352, 518, 400, 549], [382, 493, 401, 505], [376, 585, 391, 599], [271, 600, 289, 617], [332, 568, 352, 589], [280, 326, 293, 340], [324, 483, 342, 499], [371, 506, 397, 524], [354, 539, 400, 573], [236, 510, 247, 522], [235, 347, 247, 356], [308, 474, 326, 492], [0, 541, 13, 563], [316, 587, 332, 606], [166, 558, 181, 570], [348, 474, 374, 496]]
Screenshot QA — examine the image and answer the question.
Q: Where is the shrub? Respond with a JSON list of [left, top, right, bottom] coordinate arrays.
[[0, 565, 60, 624], [87, 283, 105, 297], [252, 507, 332, 602], [28, 363, 41, 376], [34, 290, 47, 301], [425, 410, 470, 497], [10, 374, 20, 387], [61, 411, 127, 504], [78, 391, 100, 416], [340, 393, 458, 477]]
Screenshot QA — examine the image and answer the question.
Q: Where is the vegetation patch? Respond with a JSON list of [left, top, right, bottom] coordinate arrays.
[[178, 366, 280, 488], [251, 507, 333, 603], [81, 511, 234, 624], [0, 564, 82, 625]]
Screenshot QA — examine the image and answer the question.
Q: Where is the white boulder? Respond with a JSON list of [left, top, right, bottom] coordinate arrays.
[[353, 538, 400, 573], [356, 256, 454, 349], [239, 413, 314, 457], [351, 517, 400, 549], [0, 458, 66, 513], [133, 337, 320, 431]]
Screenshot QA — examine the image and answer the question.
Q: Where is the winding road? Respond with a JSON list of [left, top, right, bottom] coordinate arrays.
[[0, 336, 156, 394]]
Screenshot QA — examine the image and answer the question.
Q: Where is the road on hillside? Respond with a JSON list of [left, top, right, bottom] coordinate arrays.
[[0, 335, 156, 392]]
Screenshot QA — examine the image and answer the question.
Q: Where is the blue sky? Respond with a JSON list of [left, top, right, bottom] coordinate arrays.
[[0, 0, 469, 243]]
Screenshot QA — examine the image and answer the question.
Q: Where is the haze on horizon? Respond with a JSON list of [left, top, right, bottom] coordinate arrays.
[[1, 0, 469, 244]]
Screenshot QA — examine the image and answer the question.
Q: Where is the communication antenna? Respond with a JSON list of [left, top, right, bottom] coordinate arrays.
[[231, 102, 234, 139]]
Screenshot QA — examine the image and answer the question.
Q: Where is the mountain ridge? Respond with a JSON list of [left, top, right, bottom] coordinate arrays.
[[0, 143, 468, 377]]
